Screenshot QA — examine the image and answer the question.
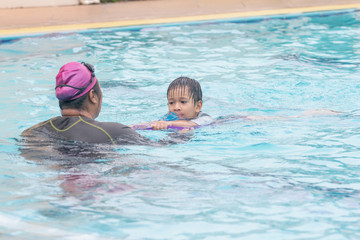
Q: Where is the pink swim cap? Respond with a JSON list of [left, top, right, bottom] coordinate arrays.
[[55, 62, 97, 101]]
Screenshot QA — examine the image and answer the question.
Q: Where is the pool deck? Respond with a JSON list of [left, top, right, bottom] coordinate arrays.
[[1, 0, 360, 38]]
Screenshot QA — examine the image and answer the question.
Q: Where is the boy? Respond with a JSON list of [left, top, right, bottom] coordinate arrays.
[[133, 77, 213, 130]]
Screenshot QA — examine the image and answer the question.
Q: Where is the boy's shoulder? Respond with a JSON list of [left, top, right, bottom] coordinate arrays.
[[192, 112, 213, 126], [197, 112, 211, 117]]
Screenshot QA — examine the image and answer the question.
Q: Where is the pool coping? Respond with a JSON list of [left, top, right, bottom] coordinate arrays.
[[1, 3, 360, 42]]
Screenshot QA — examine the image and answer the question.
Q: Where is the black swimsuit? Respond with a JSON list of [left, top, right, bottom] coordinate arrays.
[[22, 116, 149, 145]]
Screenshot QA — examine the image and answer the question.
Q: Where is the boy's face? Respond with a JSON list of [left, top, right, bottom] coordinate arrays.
[[167, 87, 202, 120]]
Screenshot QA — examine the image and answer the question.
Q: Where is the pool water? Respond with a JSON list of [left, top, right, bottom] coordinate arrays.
[[1, 10, 360, 239]]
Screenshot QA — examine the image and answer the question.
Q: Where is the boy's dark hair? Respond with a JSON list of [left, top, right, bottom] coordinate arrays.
[[59, 81, 101, 110], [167, 77, 202, 105]]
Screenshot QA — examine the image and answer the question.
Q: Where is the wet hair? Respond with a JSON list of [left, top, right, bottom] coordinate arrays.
[[59, 81, 100, 110], [167, 77, 202, 105]]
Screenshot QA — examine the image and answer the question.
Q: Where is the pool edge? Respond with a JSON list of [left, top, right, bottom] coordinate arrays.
[[1, 3, 360, 41]]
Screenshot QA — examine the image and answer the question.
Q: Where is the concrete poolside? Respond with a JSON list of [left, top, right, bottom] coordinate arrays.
[[1, 0, 360, 38]]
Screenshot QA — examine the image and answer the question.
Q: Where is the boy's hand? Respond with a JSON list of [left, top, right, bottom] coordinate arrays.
[[151, 121, 171, 130]]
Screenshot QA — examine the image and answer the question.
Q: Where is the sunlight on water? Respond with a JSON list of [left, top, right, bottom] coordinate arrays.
[[0, 11, 360, 239]]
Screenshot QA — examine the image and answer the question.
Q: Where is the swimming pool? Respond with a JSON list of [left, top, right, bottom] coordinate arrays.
[[1, 9, 360, 239]]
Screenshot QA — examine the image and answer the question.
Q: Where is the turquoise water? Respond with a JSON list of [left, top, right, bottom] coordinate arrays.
[[1, 10, 360, 239]]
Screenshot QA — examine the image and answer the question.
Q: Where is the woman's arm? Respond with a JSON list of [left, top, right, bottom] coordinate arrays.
[[151, 120, 197, 130]]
